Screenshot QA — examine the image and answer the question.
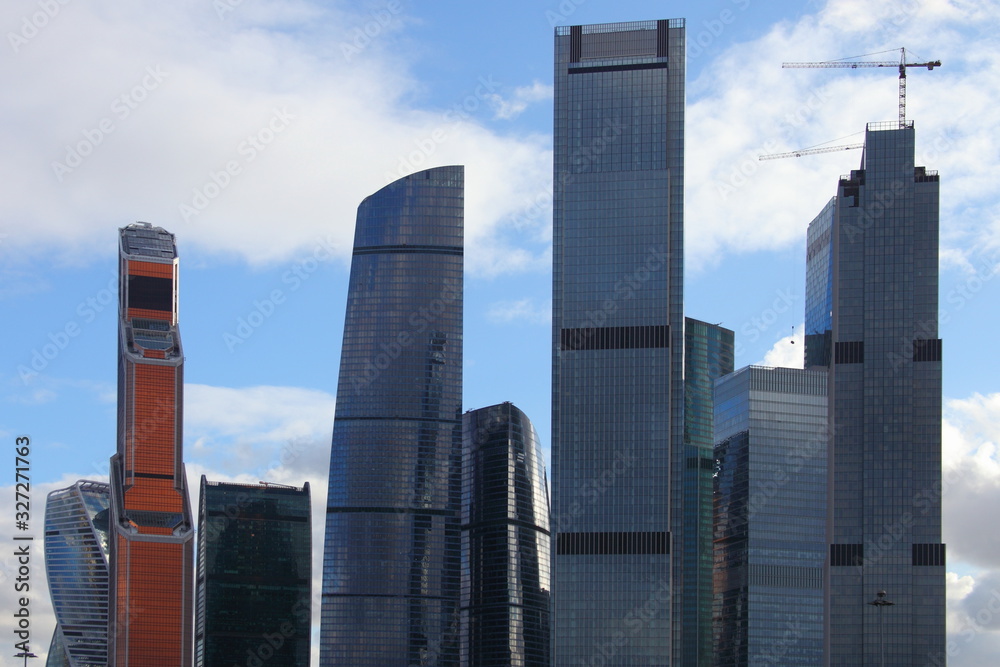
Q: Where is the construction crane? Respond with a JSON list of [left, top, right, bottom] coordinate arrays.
[[783, 48, 941, 127], [759, 142, 864, 161]]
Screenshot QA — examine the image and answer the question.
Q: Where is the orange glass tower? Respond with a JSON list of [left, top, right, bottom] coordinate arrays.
[[109, 222, 194, 666]]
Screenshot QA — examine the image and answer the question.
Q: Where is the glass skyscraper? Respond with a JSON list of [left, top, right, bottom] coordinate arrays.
[[320, 166, 464, 666], [550, 19, 685, 665], [109, 222, 194, 666], [713, 366, 828, 666], [683, 319, 734, 666], [461, 402, 551, 666], [195, 478, 311, 666], [820, 122, 944, 665], [43, 480, 111, 667], [805, 197, 835, 369]]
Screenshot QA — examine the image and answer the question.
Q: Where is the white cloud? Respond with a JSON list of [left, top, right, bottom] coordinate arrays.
[[184, 384, 335, 476], [685, 0, 1000, 272], [0, 1, 550, 276], [942, 393, 1000, 568], [757, 324, 804, 368], [486, 297, 551, 325], [946, 570, 1000, 662], [486, 81, 553, 120]]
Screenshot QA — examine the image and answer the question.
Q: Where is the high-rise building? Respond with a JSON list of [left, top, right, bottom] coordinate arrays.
[[109, 222, 194, 666], [43, 480, 111, 667], [195, 478, 311, 666], [320, 166, 464, 666], [461, 402, 551, 666], [550, 19, 685, 665], [712, 366, 828, 666], [819, 122, 945, 664], [805, 197, 835, 369], [683, 318, 734, 666]]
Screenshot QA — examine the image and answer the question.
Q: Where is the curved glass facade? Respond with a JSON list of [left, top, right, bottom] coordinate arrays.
[[44, 480, 111, 667], [461, 402, 551, 666], [320, 166, 464, 666]]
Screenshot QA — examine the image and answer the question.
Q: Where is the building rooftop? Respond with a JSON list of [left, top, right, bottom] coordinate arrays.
[[120, 222, 176, 260]]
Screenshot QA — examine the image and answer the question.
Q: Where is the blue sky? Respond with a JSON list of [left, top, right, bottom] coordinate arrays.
[[2, 0, 999, 663]]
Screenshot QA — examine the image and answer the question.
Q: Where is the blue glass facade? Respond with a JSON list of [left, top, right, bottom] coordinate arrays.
[[195, 478, 311, 666], [683, 318, 734, 666], [805, 197, 834, 369], [461, 402, 551, 666], [320, 166, 464, 666], [823, 123, 944, 665], [713, 366, 828, 666], [43, 480, 111, 667], [551, 19, 685, 665]]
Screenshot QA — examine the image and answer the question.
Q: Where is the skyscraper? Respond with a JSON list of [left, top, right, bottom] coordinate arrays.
[[819, 122, 944, 664], [461, 402, 551, 666], [109, 222, 194, 666], [683, 318, 734, 666], [550, 19, 685, 665], [712, 366, 828, 666], [195, 478, 311, 666], [805, 197, 835, 369], [43, 480, 111, 667], [320, 166, 464, 666]]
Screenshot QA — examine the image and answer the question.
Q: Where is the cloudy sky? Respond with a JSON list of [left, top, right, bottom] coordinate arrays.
[[1, 0, 999, 663]]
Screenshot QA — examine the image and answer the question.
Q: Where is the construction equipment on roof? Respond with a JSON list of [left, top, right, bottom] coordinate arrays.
[[782, 47, 941, 128]]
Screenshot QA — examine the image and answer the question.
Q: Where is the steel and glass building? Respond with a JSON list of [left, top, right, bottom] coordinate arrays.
[[461, 402, 551, 666], [109, 222, 194, 666], [805, 197, 835, 369], [550, 19, 685, 665], [683, 319, 734, 666], [821, 122, 945, 665], [320, 166, 464, 665], [43, 480, 111, 667], [713, 366, 828, 666], [195, 478, 311, 666]]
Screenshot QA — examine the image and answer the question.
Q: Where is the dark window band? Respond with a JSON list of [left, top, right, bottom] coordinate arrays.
[[127, 275, 172, 312], [913, 339, 942, 362], [913, 543, 946, 566], [561, 325, 668, 351], [353, 244, 463, 256], [830, 543, 864, 567], [569, 62, 669, 75], [834, 341, 864, 364], [556, 531, 669, 555], [128, 472, 175, 480], [326, 506, 455, 517]]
